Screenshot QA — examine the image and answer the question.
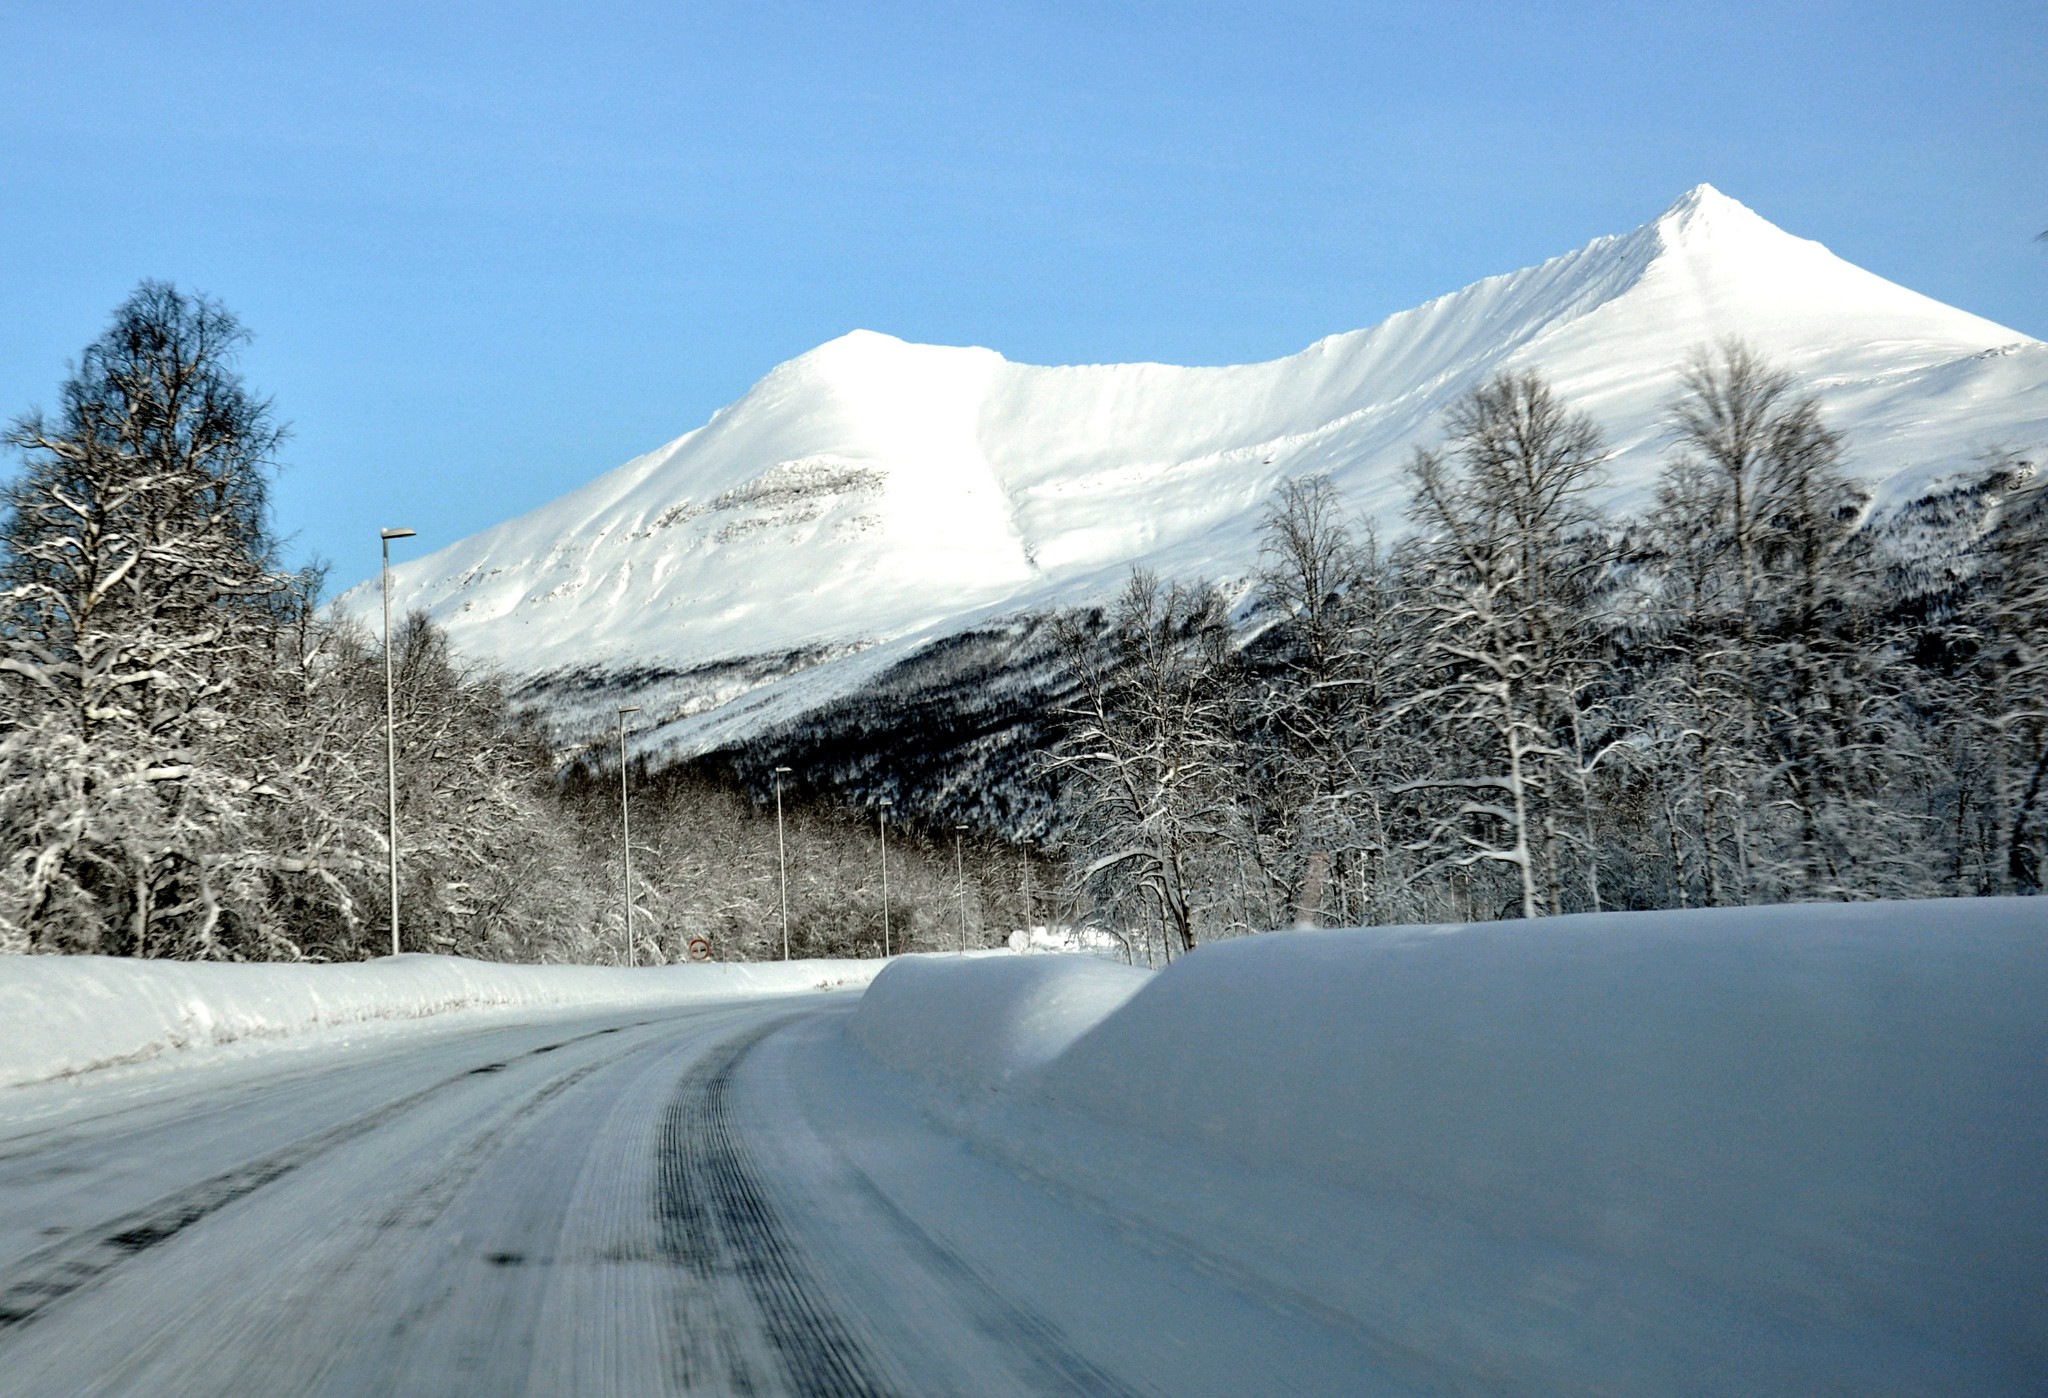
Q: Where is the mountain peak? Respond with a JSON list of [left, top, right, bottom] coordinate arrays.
[[1662, 181, 1739, 217], [779, 327, 1007, 386], [1651, 183, 1787, 249]]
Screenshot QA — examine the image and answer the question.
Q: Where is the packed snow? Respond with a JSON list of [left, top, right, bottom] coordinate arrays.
[[844, 898, 2048, 1390], [339, 186, 2047, 759], [0, 952, 883, 1091]]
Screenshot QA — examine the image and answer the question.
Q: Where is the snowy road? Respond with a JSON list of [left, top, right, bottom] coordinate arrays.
[[0, 997, 1389, 1397]]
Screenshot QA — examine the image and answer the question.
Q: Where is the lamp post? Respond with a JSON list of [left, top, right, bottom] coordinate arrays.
[[954, 824, 969, 954], [618, 706, 641, 967], [878, 797, 893, 958], [379, 526, 415, 957], [1020, 838, 1033, 941], [773, 766, 793, 961]]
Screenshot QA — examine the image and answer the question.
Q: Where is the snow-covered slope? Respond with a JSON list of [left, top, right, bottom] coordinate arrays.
[[340, 186, 2047, 756]]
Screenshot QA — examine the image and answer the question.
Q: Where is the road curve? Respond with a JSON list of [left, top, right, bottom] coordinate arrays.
[[0, 998, 1391, 1396]]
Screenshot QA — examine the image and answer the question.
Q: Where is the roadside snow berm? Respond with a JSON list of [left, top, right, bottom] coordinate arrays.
[[850, 953, 1147, 1095], [847, 899, 2048, 1390]]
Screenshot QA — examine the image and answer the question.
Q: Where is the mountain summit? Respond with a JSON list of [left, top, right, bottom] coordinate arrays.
[[343, 187, 2046, 757]]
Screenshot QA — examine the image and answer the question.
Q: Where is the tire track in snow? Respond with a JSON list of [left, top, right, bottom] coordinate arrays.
[[367, 1056, 610, 1235], [655, 1017, 895, 1396], [836, 1163, 1150, 1398]]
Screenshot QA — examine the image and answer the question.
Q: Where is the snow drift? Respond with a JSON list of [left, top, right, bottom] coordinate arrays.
[[340, 186, 2047, 759], [846, 899, 2048, 1390], [0, 953, 882, 1091], [849, 954, 1147, 1095]]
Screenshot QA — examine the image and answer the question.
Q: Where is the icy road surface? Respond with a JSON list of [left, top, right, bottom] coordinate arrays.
[[0, 996, 1384, 1396]]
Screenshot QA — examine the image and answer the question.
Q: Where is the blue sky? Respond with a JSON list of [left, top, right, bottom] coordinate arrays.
[[2, 1, 2041, 586]]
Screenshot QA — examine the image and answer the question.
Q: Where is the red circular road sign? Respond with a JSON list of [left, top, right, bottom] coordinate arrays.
[[686, 936, 713, 962]]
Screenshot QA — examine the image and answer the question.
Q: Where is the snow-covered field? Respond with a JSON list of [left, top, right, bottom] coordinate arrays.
[[844, 898, 2048, 1391], [0, 952, 882, 1091]]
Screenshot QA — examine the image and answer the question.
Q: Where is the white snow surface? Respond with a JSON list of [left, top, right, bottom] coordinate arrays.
[[849, 954, 1148, 1095], [339, 186, 2047, 759], [844, 898, 2048, 1389], [0, 952, 883, 1091]]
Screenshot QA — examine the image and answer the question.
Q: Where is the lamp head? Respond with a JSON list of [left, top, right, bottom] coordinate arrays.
[[774, 765, 792, 775], [619, 705, 642, 715], [380, 528, 416, 541]]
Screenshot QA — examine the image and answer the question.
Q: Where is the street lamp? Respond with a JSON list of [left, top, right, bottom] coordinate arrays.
[[1020, 838, 1033, 940], [878, 797, 893, 958], [618, 706, 641, 968], [954, 824, 970, 954], [773, 766, 793, 961], [380, 527, 415, 957]]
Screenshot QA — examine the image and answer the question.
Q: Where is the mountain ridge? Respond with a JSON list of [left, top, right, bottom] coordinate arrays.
[[339, 185, 2046, 763]]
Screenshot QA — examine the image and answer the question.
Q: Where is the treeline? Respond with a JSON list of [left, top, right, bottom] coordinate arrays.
[[1051, 346, 2047, 958], [0, 283, 1017, 961], [558, 765, 1046, 963]]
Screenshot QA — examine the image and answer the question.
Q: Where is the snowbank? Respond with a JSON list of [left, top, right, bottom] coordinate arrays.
[[850, 954, 1147, 1095], [847, 899, 2048, 1388], [0, 953, 882, 1090]]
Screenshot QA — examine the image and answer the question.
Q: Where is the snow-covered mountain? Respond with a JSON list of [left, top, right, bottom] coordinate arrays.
[[341, 186, 2047, 761]]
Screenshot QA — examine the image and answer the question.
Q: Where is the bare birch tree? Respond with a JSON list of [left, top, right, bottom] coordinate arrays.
[[1051, 571, 1241, 954], [1398, 372, 1609, 919]]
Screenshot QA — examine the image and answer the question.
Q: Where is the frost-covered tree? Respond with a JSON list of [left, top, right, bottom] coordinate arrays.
[[1633, 455, 1755, 905], [1398, 372, 1610, 919], [1051, 571, 1242, 955], [301, 610, 597, 961], [1246, 475, 1419, 926], [1962, 450, 2048, 891], [0, 287, 607, 962], [0, 283, 294, 954], [1657, 342, 1932, 900]]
